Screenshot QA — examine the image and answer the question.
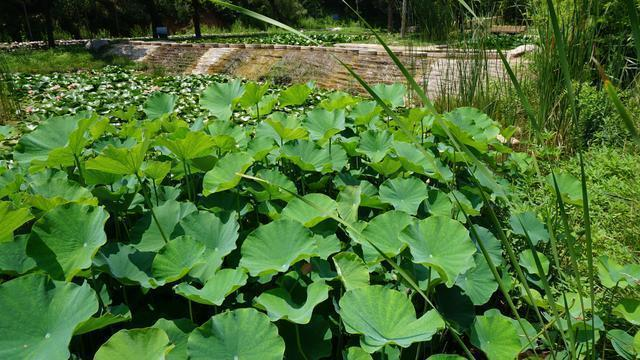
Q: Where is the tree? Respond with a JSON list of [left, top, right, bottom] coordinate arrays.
[[192, 0, 201, 38], [143, 0, 160, 38], [400, 0, 407, 37], [387, 0, 393, 32], [44, 0, 54, 47]]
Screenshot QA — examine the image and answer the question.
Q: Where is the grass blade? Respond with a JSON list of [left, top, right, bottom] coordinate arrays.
[[604, 80, 640, 146], [545, 0, 578, 125], [496, 48, 541, 140], [623, 0, 640, 61]]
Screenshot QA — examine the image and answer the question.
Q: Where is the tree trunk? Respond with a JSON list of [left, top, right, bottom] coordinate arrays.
[[144, 0, 159, 38], [400, 0, 407, 38], [192, 0, 201, 38], [387, 0, 394, 33], [22, 1, 33, 41], [44, 0, 55, 47]]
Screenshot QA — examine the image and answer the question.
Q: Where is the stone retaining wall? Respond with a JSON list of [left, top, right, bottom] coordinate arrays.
[[111, 40, 528, 96]]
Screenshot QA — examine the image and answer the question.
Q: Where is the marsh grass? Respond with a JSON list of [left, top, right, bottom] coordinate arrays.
[[0, 57, 20, 125], [0, 46, 135, 74]]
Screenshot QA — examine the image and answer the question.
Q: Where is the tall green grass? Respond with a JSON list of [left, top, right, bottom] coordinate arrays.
[[0, 57, 20, 125]]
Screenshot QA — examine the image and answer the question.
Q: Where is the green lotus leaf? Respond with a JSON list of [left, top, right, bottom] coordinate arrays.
[[313, 232, 342, 259], [378, 177, 429, 215], [174, 268, 248, 306], [427, 355, 466, 359], [509, 211, 549, 245], [333, 252, 369, 291], [187, 308, 285, 360], [339, 285, 444, 353], [0, 124, 15, 139], [246, 169, 297, 201], [470, 225, 503, 266], [46, 115, 108, 168], [27, 171, 97, 211], [142, 160, 172, 182], [240, 219, 317, 276], [434, 285, 474, 331], [597, 256, 640, 289], [152, 235, 206, 283], [470, 310, 522, 360], [130, 200, 197, 252], [0, 201, 33, 242], [85, 141, 149, 176], [371, 83, 406, 109], [346, 347, 374, 360], [393, 141, 453, 182], [279, 82, 313, 107], [94, 328, 173, 360], [455, 254, 498, 306], [303, 108, 346, 145], [281, 139, 347, 173], [0, 235, 36, 274], [613, 298, 640, 325], [436, 107, 501, 152], [207, 120, 248, 147], [202, 152, 254, 195], [74, 304, 131, 335], [282, 193, 337, 227], [349, 100, 381, 126], [176, 211, 239, 281], [158, 131, 216, 160], [239, 81, 270, 109], [94, 243, 162, 288], [144, 92, 177, 120], [357, 130, 394, 163], [518, 249, 550, 277], [152, 318, 197, 360], [634, 331, 640, 354], [200, 79, 245, 121], [13, 113, 85, 164], [255, 281, 330, 324], [358, 210, 412, 263], [247, 135, 276, 160], [280, 315, 332, 360], [607, 329, 636, 360], [336, 185, 361, 223], [0, 274, 98, 360], [261, 112, 308, 144], [546, 171, 583, 206], [319, 91, 358, 111], [401, 216, 476, 287], [249, 93, 278, 117], [27, 203, 109, 281], [368, 156, 402, 177]]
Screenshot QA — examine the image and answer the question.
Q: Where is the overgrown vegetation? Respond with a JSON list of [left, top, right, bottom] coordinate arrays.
[[0, 46, 135, 74], [1, 0, 640, 359]]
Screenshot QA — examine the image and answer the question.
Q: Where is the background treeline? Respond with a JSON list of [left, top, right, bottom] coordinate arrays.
[[0, 0, 529, 43]]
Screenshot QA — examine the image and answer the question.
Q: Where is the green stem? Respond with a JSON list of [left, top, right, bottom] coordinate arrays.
[[73, 153, 85, 186], [152, 179, 159, 207], [294, 324, 308, 360], [90, 272, 106, 314], [183, 159, 193, 202], [135, 173, 169, 244]]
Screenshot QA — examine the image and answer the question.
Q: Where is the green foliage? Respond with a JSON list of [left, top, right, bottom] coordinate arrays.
[[186, 32, 370, 46], [0, 47, 135, 74], [2, 70, 639, 360]]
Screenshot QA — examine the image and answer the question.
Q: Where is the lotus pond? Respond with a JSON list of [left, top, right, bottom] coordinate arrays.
[[1, 67, 639, 360]]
